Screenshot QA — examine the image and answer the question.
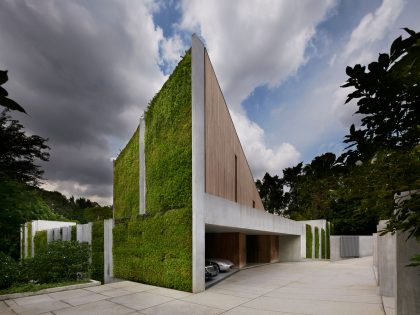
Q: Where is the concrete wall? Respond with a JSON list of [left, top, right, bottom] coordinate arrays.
[[377, 220, 396, 298], [373, 233, 378, 268], [300, 220, 327, 259], [359, 236, 373, 257], [396, 230, 420, 315], [279, 235, 301, 262], [330, 236, 341, 261]]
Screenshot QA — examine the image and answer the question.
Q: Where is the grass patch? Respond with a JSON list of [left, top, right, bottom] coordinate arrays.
[[305, 224, 312, 258], [0, 280, 90, 295]]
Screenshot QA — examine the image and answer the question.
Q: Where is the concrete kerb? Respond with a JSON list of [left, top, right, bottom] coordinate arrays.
[[0, 280, 101, 301]]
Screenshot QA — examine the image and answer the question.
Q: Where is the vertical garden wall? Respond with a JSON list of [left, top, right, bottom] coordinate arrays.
[[113, 51, 193, 291], [113, 128, 139, 219], [314, 227, 319, 258], [305, 224, 312, 258]]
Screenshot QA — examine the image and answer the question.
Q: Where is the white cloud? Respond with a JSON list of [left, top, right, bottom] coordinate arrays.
[[230, 111, 301, 179], [342, 0, 405, 64], [178, 0, 336, 175]]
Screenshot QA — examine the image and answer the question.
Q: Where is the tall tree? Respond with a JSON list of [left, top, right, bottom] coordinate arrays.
[[342, 28, 420, 163], [0, 70, 26, 113]]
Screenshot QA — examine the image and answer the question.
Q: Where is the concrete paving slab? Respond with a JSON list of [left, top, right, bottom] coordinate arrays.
[[181, 291, 249, 310], [13, 294, 56, 306], [118, 283, 157, 293], [109, 292, 173, 311], [85, 284, 118, 292], [146, 287, 193, 299], [0, 301, 16, 315], [141, 299, 223, 315], [47, 288, 91, 300], [7, 300, 71, 315], [222, 306, 305, 315], [99, 288, 133, 298], [62, 292, 108, 306], [243, 296, 384, 315], [54, 300, 134, 315]]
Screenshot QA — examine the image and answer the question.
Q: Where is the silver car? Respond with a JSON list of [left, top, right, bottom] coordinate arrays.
[[208, 258, 234, 272]]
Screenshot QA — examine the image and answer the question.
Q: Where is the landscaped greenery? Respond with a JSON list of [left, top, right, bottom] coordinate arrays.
[[144, 51, 192, 214], [321, 228, 326, 259], [71, 225, 77, 241], [314, 227, 319, 259], [0, 280, 90, 295], [305, 224, 312, 258], [34, 230, 47, 256], [113, 127, 139, 219], [91, 221, 104, 283], [326, 223, 331, 259], [27, 222, 32, 258], [113, 207, 192, 291]]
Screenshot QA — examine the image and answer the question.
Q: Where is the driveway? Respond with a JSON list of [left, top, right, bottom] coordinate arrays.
[[1, 257, 384, 315]]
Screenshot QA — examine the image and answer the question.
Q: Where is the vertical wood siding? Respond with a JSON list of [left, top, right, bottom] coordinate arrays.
[[204, 50, 264, 210]]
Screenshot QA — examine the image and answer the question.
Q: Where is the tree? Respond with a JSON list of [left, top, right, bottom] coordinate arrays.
[[256, 173, 286, 214], [0, 110, 49, 185], [0, 70, 25, 113], [342, 28, 420, 163]]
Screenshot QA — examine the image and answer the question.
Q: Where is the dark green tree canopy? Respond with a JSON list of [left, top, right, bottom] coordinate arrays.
[[0, 110, 49, 185], [342, 28, 420, 163], [0, 70, 25, 113]]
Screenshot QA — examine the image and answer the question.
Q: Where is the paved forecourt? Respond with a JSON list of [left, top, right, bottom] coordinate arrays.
[[1, 256, 384, 315]]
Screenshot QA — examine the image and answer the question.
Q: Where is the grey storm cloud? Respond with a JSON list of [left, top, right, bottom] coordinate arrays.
[[0, 0, 167, 204]]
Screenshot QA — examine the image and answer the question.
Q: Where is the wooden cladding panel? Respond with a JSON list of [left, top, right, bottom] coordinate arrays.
[[204, 51, 264, 210]]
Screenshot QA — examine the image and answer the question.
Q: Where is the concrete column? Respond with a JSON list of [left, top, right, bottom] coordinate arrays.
[[278, 235, 301, 262], [20, 225, 23, 260], [53, 228, 61, 241], [47, 229, 54, 243], [377, 221, 396, 297], [139, 114, 146, 215], [373, 233, 378, 267], [77, 223, 92, 244], [61, 226, 71, 241], [24, 223, 28, 258], [104, 219, 114, 284], [396, 231, 420, 315], [192, 34, 206, 293], [330, 236, 341, 261]]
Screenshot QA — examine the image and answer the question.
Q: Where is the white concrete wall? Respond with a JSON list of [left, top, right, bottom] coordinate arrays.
[[396, 230, 420, 315], [377, 220, 396, 298], [358, 236, 373, 257], [330, 236, 341, 261], [278, 235, 301, 262], [77, 223, 92, 244], [192, 34, 206, 293], [373, 233, 378, 268], [104, 219, 114, 284]]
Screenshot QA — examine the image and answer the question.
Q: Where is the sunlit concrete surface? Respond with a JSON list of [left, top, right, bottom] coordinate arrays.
[[1, 257, 384, 315]]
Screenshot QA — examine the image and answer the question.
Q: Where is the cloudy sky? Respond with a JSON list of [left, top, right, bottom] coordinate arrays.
[[1, 0, 419, 205]]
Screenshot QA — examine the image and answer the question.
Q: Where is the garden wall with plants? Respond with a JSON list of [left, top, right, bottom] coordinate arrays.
[[112, 51, 193, 291], [113, 207, 192, 291], [113, 127, 139, 219]]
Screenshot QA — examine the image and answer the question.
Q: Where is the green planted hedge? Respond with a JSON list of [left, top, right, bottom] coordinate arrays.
[[114, 128, 139, 219], [34, 231, 47, 256], [314, 227, 319, 259], [27, 222, 32, 258], [305, 224, 312, 258], [113, 207, 192, 291], [321, 228, 326, 259], [91, 221, 104, 283], [326, 223, 330, 259], [144, 51, 192, 214], [71, 225, 77, 241]]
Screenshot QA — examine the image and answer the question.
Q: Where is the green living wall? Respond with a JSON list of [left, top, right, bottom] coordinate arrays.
[[27, 222, 32, 258], [321, 228, 326, 259], [314, 227, 319, 259], [144, 51, 192, 214], [113, 207, 192, 291], [305, 224, 312, 258], [71, 225, 77, 241], [113, 128, 139, 219], [34, 230, 48, 255], [91, 221, 104, 283], [113, 51, 192, 291]]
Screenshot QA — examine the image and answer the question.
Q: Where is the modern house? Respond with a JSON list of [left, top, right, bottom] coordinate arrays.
[[112, 35, 326, 293]]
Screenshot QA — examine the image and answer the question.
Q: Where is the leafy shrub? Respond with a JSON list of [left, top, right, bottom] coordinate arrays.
[[91, 221, 104, 283], [71, 225, 77, 241], [321, 228, 326, 259], [0, 252, 19, 289], [314, 227, 319, 258], [34, 231, 47, 256], [22, 241, 90, 283], [305, 224, 312, 258], [326, 223, 331, 259]]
